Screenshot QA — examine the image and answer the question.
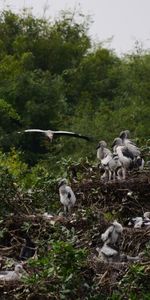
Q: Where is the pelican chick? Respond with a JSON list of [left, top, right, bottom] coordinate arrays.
[[58, 179, 76, 215], [97, 141, 121, 180], [101, 220, 123, 246], [112, 137, 135, 179], [119, 130, 144, 170], [0, 264, 24, 283]]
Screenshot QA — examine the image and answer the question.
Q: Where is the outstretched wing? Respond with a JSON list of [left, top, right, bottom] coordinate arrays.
[[53, 131, 91, 141], [24, 129, 46, 134]]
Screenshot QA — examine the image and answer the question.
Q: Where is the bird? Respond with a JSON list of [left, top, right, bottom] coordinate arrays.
[[101, 220, 123, 246], [99, 243, 119, 262], [58, 178, 76, 215], [119, 130, 144, 170], [128, 211, 150, 228], [0, 264, 24, 283], [96, 141, 121, 180], [18, 129, 91, 142], [112, 137, 136, 179]]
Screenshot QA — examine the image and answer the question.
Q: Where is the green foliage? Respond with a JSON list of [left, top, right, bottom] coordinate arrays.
[[24, 241, 88, 299], [111, 263, 150, 300]]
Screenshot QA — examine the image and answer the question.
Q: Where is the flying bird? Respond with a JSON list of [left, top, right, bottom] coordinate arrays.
[[58, 178, 76, 215], [18, 129, 91, 142]]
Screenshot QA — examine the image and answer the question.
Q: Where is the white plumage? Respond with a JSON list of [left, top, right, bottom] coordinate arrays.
[[101, 220, 123, 245], [18, 129, 91, 142], [97, 141, 121, 180], [0, 264, 24, 283], [58, 179, 76, 214], [128, 211, 150, 228], [112, 137, 136, 179], [119, 130, 144, 170]]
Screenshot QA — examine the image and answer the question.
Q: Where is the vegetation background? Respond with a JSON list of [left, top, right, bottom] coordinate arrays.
[[0, 9, 150, 299]]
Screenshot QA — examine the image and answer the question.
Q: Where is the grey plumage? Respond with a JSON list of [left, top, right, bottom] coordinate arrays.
[[58, 179, 76, 214], [0, 264, 24, 282], [101, 220, 123, 245], [112, 137, 139, 179], [97, 141, 121, 180]]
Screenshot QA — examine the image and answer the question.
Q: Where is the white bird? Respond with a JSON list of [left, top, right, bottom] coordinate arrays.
[[119, 130, 144, 170], [18, 129, 91, 142], [144, 211, 150, 220], [101, 220, 123, 246], [128, 211, 150, 228], [128, 217, 143, 228], [100, 243, 119, 262], [58, 178, 76, 215], [0, 264, 24, 283], [112, 137, 135, 179], [97, 141, 121, 180]]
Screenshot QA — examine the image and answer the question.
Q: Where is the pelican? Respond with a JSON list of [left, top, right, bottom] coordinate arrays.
[[96, 141, 121, 180], [112, 137, 136, 179], [101, 220, 123, 246], [0, 264, 24, 283], [58, 178, 76, 214], [119, 130, 144, 169], [128, 211, 150, 228], [18, 129, 91, 142]]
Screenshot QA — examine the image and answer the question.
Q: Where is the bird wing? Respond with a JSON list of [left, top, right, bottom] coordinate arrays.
[[122, 147, 134, 159], [101, 225, 114, 242], [53, 131, 92, 141], [24, 129, 46, 134]]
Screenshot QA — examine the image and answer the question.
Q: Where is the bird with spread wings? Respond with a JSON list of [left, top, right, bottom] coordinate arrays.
[[18, 129, 92, 142]]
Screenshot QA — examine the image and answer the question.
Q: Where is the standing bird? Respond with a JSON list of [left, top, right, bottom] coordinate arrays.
[[58, 179, 76, 215], [96, 141, 121, 180], [101, 220, 123, 246], [112, 137, 136, 179], [100, 221, 123, 262], [119, 130, 144, 170], [18, 129, 91, 142]]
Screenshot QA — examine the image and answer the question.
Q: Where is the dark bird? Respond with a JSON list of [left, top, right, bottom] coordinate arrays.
[[18, 129, 91, 142]]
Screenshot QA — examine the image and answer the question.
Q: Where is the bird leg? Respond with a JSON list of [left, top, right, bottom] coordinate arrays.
[[122, 167, 126, 180], [117, 168, 122, 180], [108, 170, 112, 181]]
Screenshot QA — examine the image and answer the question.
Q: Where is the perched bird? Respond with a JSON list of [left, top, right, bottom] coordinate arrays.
[[128, 211, 150, 228], [119, 130, 144, 170], [99, 243, 119, 262], [18, 129, 91, 142], [58, 178, 76, 215], [96, 141, 121, 180], [112, 137, 135, 179], [0, 264, 24, 283], [101, 220, 123, 246], [144, 211, 150, 220]]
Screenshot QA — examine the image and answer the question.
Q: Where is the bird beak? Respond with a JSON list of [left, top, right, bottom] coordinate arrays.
[[96, 144, 100, 150]]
